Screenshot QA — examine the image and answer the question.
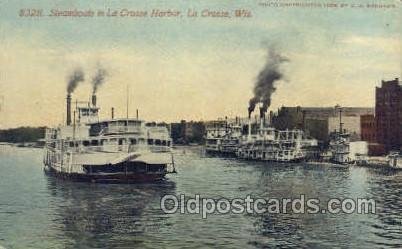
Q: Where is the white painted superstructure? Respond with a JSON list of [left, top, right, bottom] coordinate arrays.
[[237, 125, 317, 162], [43, 95, 175, 183]]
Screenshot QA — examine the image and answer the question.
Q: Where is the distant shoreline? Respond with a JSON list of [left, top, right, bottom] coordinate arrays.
[[0, 142, 43, 148]]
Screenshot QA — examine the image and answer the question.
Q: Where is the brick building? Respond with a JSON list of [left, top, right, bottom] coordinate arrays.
[[360, 114, 385, 155], [375, 78, 402, 153], [360, 114, 376, 142], [271, 106, 374, 145]]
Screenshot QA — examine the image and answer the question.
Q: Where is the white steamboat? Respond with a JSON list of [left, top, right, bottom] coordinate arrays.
[[328, 106, 353, 164], [329, 131, 351, 164], [205, 109, 318, 162], [43, 94, 175, 183], [237, 118, 317, 162], [205, 119, 242, 156]]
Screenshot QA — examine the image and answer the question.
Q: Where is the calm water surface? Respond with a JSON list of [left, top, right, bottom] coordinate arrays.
[[0, 145, 401, 248]]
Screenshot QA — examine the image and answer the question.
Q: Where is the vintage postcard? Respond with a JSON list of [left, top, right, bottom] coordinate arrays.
[[0, 0, 401, 248]]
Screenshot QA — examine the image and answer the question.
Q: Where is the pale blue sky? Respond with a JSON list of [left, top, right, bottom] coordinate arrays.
[[0, 0, 400, 127]]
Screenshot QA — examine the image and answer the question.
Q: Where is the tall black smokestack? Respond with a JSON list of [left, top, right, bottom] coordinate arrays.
[[259, 106, 265, 120], [92, 94, 97, 107], [248, 47, 288, 118], [66, 69, 84, 126], [259, 106, 265, 130], [91, 67, 107, 107], [67, 94, 72, 125]]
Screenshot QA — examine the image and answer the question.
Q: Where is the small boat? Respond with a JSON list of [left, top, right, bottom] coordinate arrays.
[[387, 151, 402, 169], [329, 131, 351, 165]]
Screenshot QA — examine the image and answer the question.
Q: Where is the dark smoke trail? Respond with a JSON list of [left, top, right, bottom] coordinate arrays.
[[67, 68, 85, 94], [91, 67, 108, 94], [248, 47, 288, 117]]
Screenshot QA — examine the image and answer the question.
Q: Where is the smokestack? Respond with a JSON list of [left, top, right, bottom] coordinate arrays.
[[259, 107, 264, 130], [269, 111, 273, 125], [111, 107, 114, 119], [66, 68, 84, 126], [66, 94, 72, 126], [248, 117, 251, 139], [136, 109, 139, 120], [92, 94, 97, 107]]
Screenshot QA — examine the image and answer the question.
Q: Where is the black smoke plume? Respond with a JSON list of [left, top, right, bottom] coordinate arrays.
[[91, 67, 108, 94], [67, 68, 85, 94], [248, 48, 288, 118]]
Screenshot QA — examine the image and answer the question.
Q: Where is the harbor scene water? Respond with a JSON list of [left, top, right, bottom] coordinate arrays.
[[0, 145, 401, 249], [0, 1, 401, 248]]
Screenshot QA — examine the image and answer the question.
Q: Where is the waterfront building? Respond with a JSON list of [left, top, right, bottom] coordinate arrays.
[[271, 106, 374, 145], [375, 78, 402, 153], [361, 114, 376, 142], [360, 114, 384, 155]]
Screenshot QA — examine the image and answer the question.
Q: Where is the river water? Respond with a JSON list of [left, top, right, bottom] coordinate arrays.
[[0, 145, 401, 248]]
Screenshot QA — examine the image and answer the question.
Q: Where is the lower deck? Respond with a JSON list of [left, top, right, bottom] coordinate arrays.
[[44, 162, 167, 183], [237, 148, 304, 162]]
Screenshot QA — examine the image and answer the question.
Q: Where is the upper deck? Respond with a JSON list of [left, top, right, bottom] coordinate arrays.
[[46, 118, 171, 142], [45, 94, 172, 150], [88, 118, 144, 136], [205, 120, 242, 139]]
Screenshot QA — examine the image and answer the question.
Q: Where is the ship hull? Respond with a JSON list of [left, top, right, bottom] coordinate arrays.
[[238, 157, 305, 163], [44, 165, 166, 183], [205, 149, 237, 157]]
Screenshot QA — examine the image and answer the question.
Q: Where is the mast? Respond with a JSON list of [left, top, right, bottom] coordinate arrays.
[[126, 84, 130, 150], [225, 116, 228, 133], [335, 104, 343, 134], [339, 107, 343, 134], [73, 110, 76, 152], [126, 84, 129, 120]]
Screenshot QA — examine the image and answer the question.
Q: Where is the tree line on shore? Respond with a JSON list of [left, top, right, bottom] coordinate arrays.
[[0, 127, 46, 143]]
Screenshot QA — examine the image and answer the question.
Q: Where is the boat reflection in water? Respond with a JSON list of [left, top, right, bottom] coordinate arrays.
[[0, 145, 401, 248], [46, 177, 176, 248]]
